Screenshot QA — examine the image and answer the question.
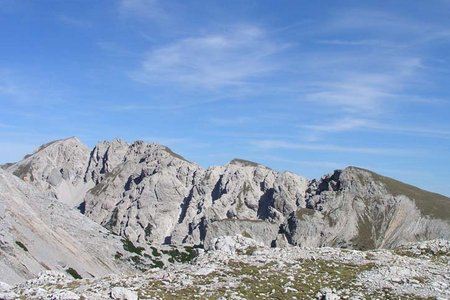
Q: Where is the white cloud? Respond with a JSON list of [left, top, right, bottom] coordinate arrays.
[[300, 118, 450, 140], [132, 25, 285, 89], [300, 118, 370, 132], [316, 39, 394, 47], [300, 53, 423, 114]]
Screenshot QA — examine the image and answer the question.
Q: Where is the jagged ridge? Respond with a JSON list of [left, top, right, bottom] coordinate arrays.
[[3, 137, 450, 251]]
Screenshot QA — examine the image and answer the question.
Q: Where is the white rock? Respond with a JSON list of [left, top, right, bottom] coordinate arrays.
[[110, 287, 138, 300], [51, 290, 80, 300], [208, 235, 264, 254], [0, 281, 12, 291], [0, 291, 18, 300]]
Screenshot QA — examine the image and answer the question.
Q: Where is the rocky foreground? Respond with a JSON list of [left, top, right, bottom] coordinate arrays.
[[1, 237, 449, 300]]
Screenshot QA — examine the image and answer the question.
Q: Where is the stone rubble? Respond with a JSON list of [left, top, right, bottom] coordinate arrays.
[[7, 237, 449, 299]]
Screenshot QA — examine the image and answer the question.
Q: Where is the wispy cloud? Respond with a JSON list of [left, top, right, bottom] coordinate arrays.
[[288, 8, 450, 117], [132, 25, 286, 89], [300, 44, 423, 114], [316, 39, 394, 47], [300, 118, 370, 133], [301, 118, 450, 140], [251, 140, 420, 156]]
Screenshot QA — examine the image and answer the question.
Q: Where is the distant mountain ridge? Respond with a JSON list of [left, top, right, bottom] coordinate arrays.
[[3, 137, 450, 252]]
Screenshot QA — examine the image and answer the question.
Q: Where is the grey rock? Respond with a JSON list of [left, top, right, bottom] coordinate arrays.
[[207, 234, 264, 254], [284, 167, 450, 249], [51, 290, 80, 300], [0, 281, 12, 291], [316, 287, 340, 300], [0, 291, 18, 300], [110, 287, 138, 300], [6, 137, 92, 207], [82, 140, 308, 247], [0, 169, 136, 285]]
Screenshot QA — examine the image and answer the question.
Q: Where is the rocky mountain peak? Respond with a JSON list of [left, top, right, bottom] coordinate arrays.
[[6, 137, 91, 206], [3, 137, 449, 252]]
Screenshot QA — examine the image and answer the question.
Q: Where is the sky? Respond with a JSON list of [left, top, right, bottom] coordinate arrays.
[[1, 0, 450, 196]]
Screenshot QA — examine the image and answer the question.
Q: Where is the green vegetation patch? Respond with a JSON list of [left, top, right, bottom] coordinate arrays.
[[161, 246, 198, 263], [230, 158, 261, 167], [66, 267, 82, 279], [15, 241, 28, 252], [114, 251, 123, 259], [163, 146, 190, 162], [12, 162, 34, 181], [150, 246, 161, 257], [122, 239, 145, 256]]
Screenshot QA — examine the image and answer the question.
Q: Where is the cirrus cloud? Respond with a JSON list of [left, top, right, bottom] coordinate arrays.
[[132, 25, 287, 89]]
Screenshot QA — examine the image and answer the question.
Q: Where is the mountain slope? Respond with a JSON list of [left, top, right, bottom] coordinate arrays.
[[283, 167, 450, 249], [6, 137, 92, 207], [0, 169, 136, 284]]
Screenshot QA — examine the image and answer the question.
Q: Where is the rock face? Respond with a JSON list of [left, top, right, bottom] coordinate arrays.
[[81, 140, 308, 246], [3, 137, 450, 252], [0, 169, 136, 284], [6, 137, 92, 207], [283, 167, 450, 249]]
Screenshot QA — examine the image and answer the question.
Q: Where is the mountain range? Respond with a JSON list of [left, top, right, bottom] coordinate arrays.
[[1, 137, 449, 286]]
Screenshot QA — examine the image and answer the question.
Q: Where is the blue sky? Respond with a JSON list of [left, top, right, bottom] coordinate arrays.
[[1, 0, 450, 196]]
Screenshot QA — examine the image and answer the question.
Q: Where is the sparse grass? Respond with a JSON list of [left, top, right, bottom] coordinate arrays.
[[236, 246, 257, 256], [352, 212, 376, 250], [136, 258, 383, 299], [12, 162, 34, 181], [241, 231, 252, 238], [394, 247, 450, 262], [350, 166, 450, 221]]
